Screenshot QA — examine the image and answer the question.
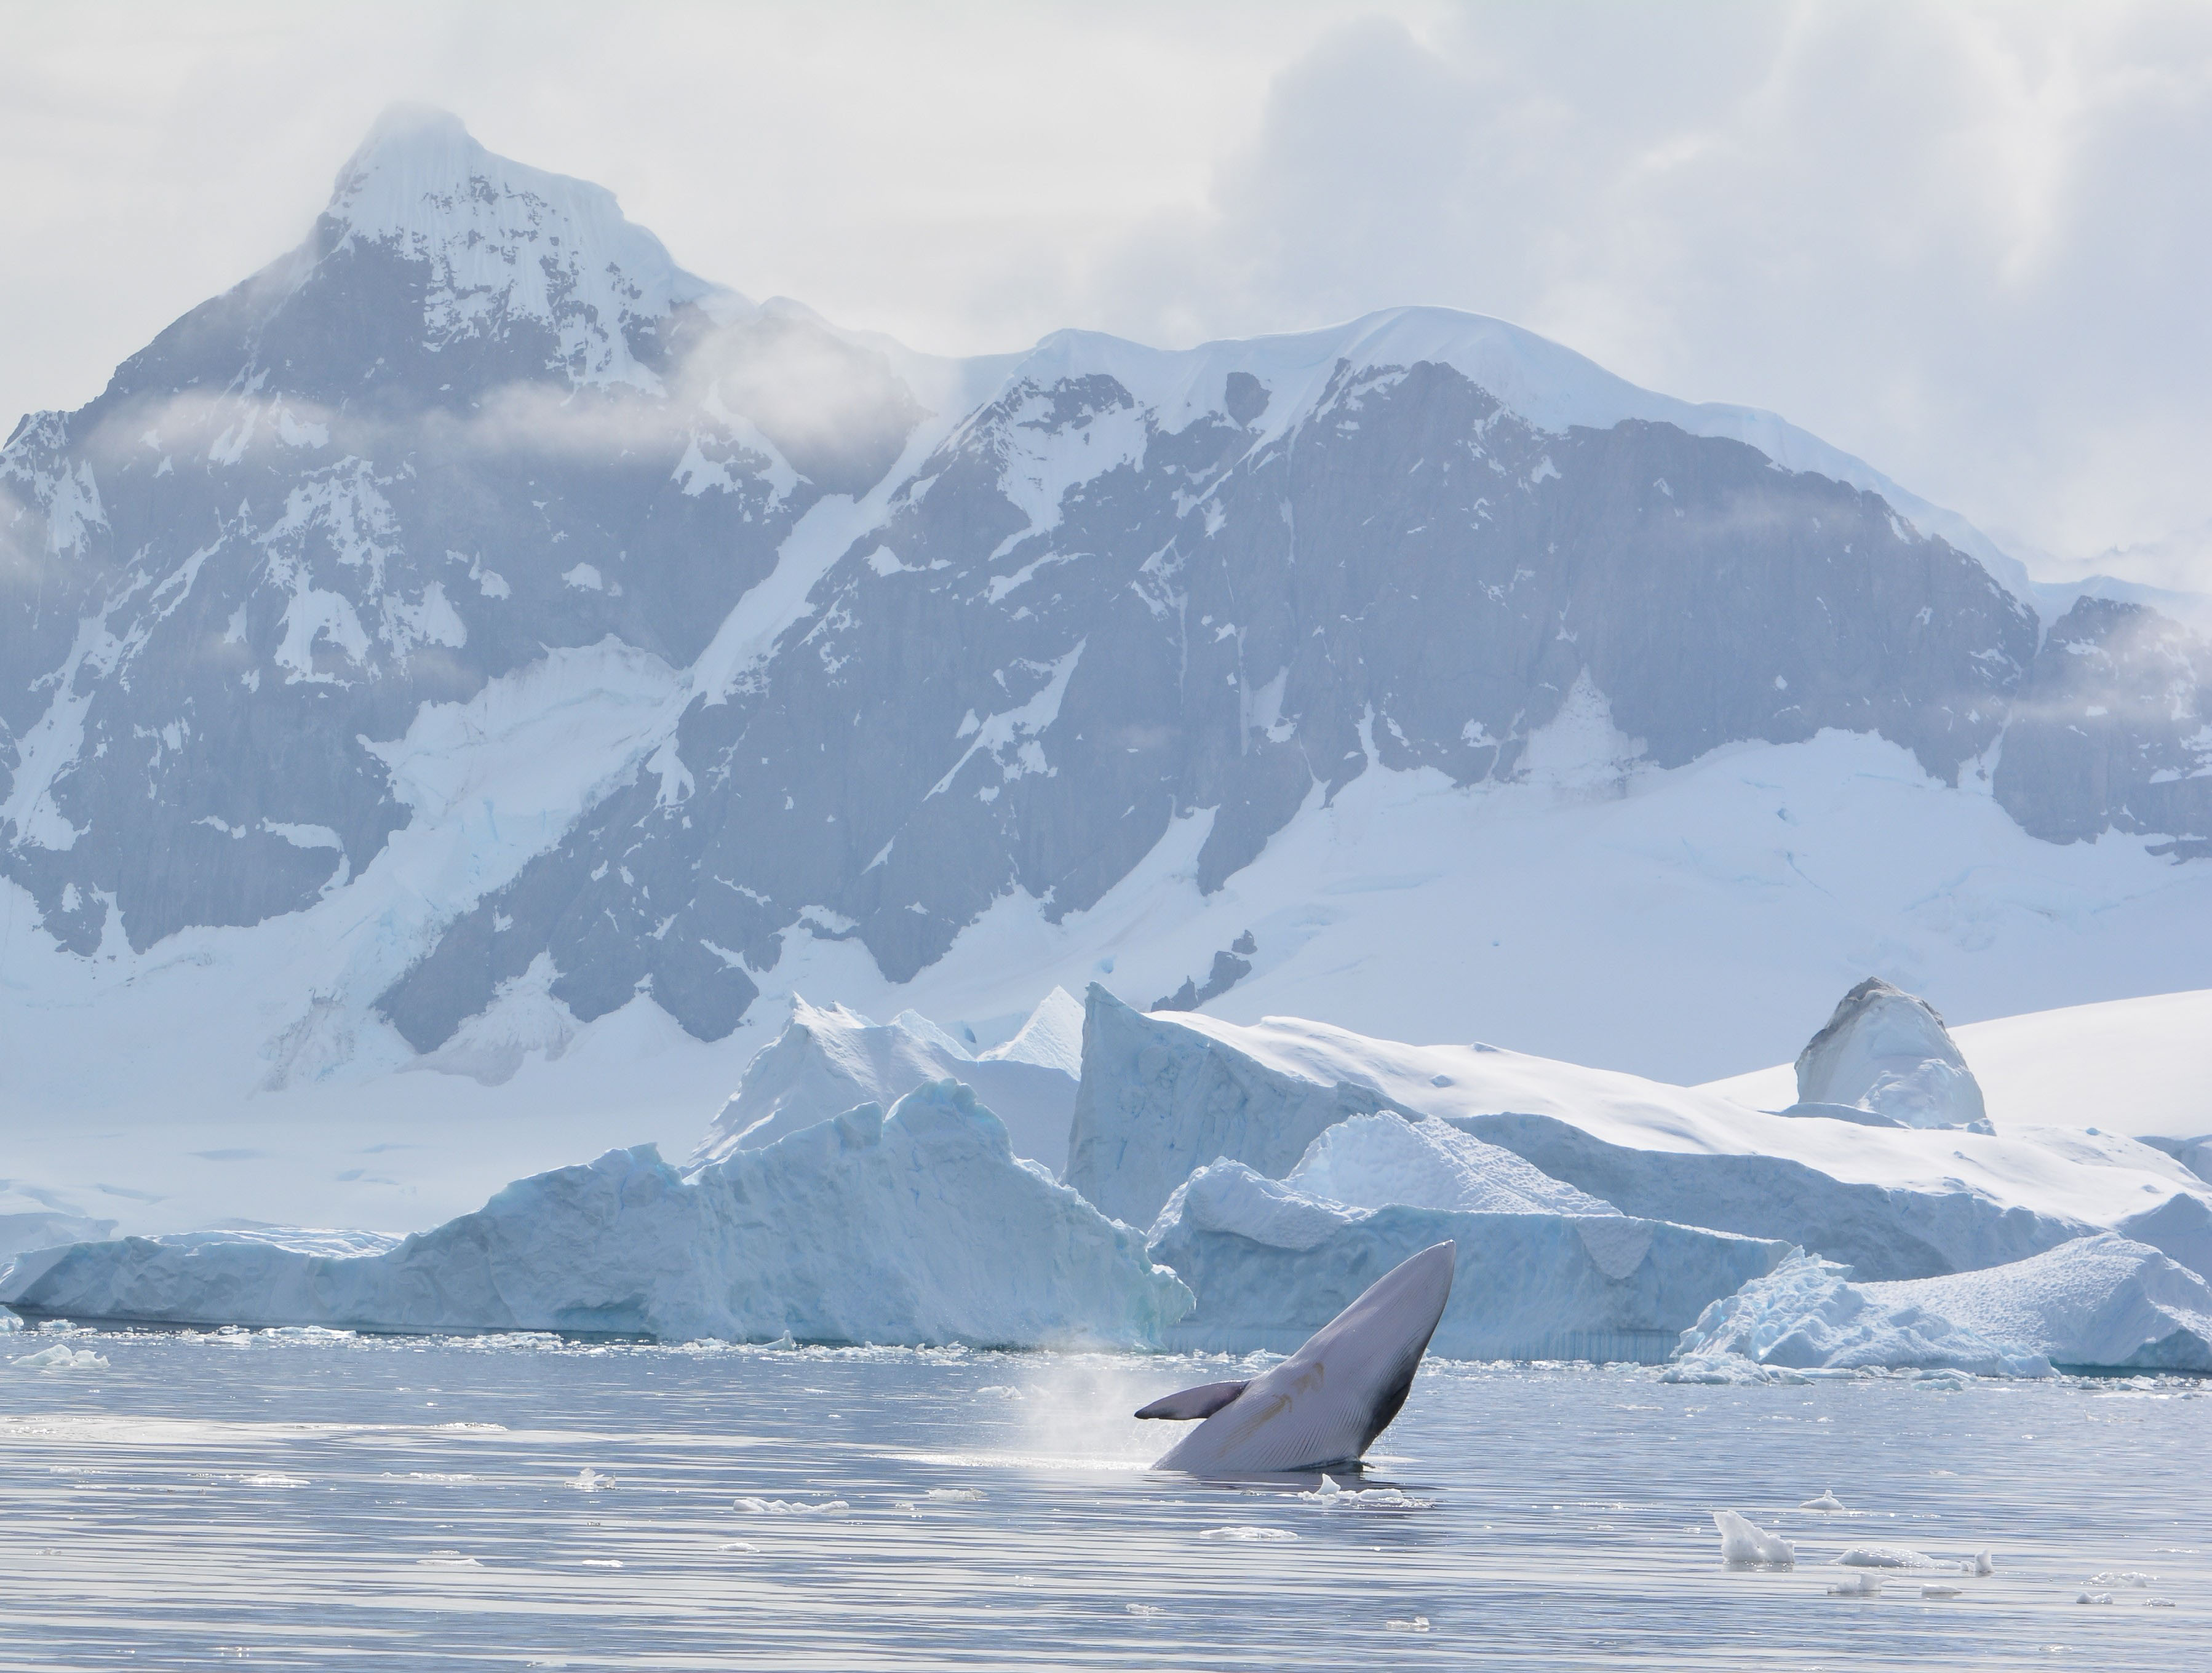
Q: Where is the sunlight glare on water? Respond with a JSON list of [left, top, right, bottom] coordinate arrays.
[[0, 1327, 2202, 1669]]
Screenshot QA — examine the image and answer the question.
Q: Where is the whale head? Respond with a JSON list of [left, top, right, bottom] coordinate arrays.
[[1143, 1240, 1455, 1476]]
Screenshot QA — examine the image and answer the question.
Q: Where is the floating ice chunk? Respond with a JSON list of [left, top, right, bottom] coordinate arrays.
[[924, 1487, 984, 1501], [582, 1558, 624, 1569], [2077, 1591, 2114, 1605], [1967, 1551, 1995, 1576], [10, 1345, 108, 1371], [2147, 1597, 2176, 1607], [1198, 1526, 1298, 1541], [567, 1468, 614, 1492], [1800, 1488, 1848, 1511], [237, 1472, 309, 1487], [1386, 1616, 1433, 1632], [736, 1497, 851, 1516], [418, 1552, 482, 1567], [1295, 1474, 1434, 1509], [1794, 978, 1989, 1131], [2088, 1572, 2154, 1588], [1125, 1603, 1164, 1616], [1713, 1509, 1794, 1568], [1834, 1545, 1949, 1570], [1671, 1250, 2053, 1378], [1827, 1573, 1884, 1597], [1920, 1585, 1963, 1599], [720, 1541, 761, 1553]]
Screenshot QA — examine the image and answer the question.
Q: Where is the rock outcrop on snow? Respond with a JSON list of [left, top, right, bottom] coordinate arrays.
[[1791, 979, 1989, 1131], [0, 1081, 1188, 1346], [696, 990, 1081, 1172], [1148, 1156, 1788, 1361]]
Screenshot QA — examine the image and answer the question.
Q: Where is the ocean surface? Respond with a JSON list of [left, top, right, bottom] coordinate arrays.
[[0, 1325, 2201, 1669]]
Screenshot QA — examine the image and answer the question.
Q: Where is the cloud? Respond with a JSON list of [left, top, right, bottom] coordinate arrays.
[[4, 2, 2211, 580]]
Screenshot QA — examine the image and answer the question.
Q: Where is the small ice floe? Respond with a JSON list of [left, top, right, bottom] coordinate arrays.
[[1713, 1509, 1794, 1568], [2076, 1591, 2114, 1605], [736, 1496, 850, 1516], [567, 1468, 614, 1492], [1295, 1474, 1434, 1510], [1800, 1488, 1848, 1512], [1965, 1551, 1996, 1577], [2087, 1572, 2154, 1588], [924, 1487, 984, 1501], [582, 1558, 624, 1569], [237, 1472, 309, 1488], [1198, 1525, 1297, 1542], [1125, 1603, 1164, 1617], [890, 1500, 921, 1516], [1832, 1544, 1954, 1570], [11, 1345, 108, 1372], [1827, 1573, 1884, 1597], [418, 1551, 482, 1568], [719, 1541, 761, 1554], [1920, 1585, 1963, 1600], [2147, 1598, 2176, 1608], [1386, 1616, 1433, 1632]]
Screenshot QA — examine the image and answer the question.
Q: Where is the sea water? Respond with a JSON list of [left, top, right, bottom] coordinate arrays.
[[0, 1326, 2201, 1669]]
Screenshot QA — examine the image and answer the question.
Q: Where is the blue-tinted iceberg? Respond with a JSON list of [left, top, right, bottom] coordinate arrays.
[[0, 1081, 1189, 1346], [1148, 1140, 1788, 1362], [1670, 1233, 2212, 1377], [698, 993, 1081, 1174]]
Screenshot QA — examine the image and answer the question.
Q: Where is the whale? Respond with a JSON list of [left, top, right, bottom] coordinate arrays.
[[1137, 1241, 1456, 1475]]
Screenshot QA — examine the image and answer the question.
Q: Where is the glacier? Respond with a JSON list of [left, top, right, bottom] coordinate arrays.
[[0, 1081, 1188, 1347], [696, 990, 1081, 1172], [1671, 1234, 2212, 1377]]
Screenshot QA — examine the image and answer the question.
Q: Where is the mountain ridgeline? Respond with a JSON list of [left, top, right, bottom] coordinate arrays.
[[2, 110, 2206, 1057]]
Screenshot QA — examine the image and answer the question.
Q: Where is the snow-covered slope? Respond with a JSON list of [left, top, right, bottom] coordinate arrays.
[[3, 109, 2210, 1237]]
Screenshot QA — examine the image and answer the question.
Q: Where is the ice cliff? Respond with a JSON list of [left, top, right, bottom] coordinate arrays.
[[0, 1081, 1188, 1346], [1148, 1146, 1788, 1361]]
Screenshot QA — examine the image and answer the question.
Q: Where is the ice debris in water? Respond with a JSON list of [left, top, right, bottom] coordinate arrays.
[[1713, 1509, 1794, 1568], [1386, 1616, 1433, 1632], [1198, 1526, 1297, 1541], [1920, 1585, 1963, 1600], [2077, 1591, 2114, 1605], [11, 1345, 108, 1371], [2087, 1572, 2154, 1588], [1295, 1474, 1434, 1510], [237, 1472, 309, 1488], [924, 1487, 984, 1501], [418, 1551, 482, 1568], [567, 1468, 614, 1492], [1125, 1603, 1164, 1617], [737, 1496, 851, 1516], [1827, 1573, 1884, 1597], [583, 1559, 624, 1570], [1833, 1545, 1947, 1570], [720, 1541, 761, 1554], [1800, 1488, 1848, 1512]]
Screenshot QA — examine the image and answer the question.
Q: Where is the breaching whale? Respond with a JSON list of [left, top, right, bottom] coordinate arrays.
[[1137, 1241, 1456, 1475]]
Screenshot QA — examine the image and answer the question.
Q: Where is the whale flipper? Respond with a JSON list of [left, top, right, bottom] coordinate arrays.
[[1151, 1241, 1455, 1477], [1135, 1380, 1250, 1420]]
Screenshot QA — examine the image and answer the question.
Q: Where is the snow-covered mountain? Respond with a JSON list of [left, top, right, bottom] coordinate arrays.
[[3, 109, 2208, 1213]]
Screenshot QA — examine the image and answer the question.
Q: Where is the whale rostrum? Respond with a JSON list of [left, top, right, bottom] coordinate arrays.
[[1137, 1241, 1456, 1475]]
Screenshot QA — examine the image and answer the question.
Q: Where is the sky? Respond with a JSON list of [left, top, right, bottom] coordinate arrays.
[[4, 0, 2209, 586]]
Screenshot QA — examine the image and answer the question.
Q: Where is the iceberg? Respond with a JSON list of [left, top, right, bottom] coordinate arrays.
[[1148, 1156, 1788, 1361], [1790, 978, 1989, 1131], [1065, 989, 2201, 1281], [1673, 1234, 2212, 1375], [0, 1081, 1190, 1347], [1669, 1249, 2051, 1378], [696, 993, 1081, 1174], [1713, 1509, 1794, 1568], [1286, 1113, 1617, 1217]]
